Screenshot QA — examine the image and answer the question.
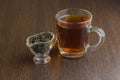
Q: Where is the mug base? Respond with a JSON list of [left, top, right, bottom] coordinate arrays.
[[59, 48, 86, 58]]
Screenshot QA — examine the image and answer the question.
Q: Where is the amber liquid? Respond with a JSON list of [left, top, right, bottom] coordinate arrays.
[[56, 15, 90, 53]]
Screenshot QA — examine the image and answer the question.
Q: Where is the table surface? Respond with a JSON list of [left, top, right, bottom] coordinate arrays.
[[0, 0, 120, 80]]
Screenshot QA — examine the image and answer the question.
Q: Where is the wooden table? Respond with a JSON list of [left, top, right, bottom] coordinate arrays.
[[0, 0, 120, 80]]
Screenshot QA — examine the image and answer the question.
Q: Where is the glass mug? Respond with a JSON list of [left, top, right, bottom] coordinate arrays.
[[55, 8, 105, 58]]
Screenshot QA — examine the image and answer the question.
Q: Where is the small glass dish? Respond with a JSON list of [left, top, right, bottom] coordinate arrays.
[[26, 32, 56, 64]]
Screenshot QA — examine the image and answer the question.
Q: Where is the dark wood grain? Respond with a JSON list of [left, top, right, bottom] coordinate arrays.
[[0, 0, 120, 80]]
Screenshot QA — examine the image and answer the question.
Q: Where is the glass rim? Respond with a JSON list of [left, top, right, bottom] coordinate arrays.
[[55, 8, 93, 24], [26, 32, 56, 47]]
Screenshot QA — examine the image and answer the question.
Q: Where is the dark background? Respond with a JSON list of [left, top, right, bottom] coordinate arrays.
[[0, 0, 120, 80]]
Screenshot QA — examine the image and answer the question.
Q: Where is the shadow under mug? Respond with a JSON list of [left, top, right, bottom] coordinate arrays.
[[55, 8, 105, 58]]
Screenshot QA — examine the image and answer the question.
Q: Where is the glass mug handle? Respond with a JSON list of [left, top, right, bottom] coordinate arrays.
[[88, 25, 105, 51]]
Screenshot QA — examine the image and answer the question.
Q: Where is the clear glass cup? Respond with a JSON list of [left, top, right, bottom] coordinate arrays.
[[26, 32, 56, 64], [55, 8, 105, 58]]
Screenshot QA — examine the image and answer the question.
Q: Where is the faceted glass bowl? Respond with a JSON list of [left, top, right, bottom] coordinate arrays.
[[26, 32, 56, 64]]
